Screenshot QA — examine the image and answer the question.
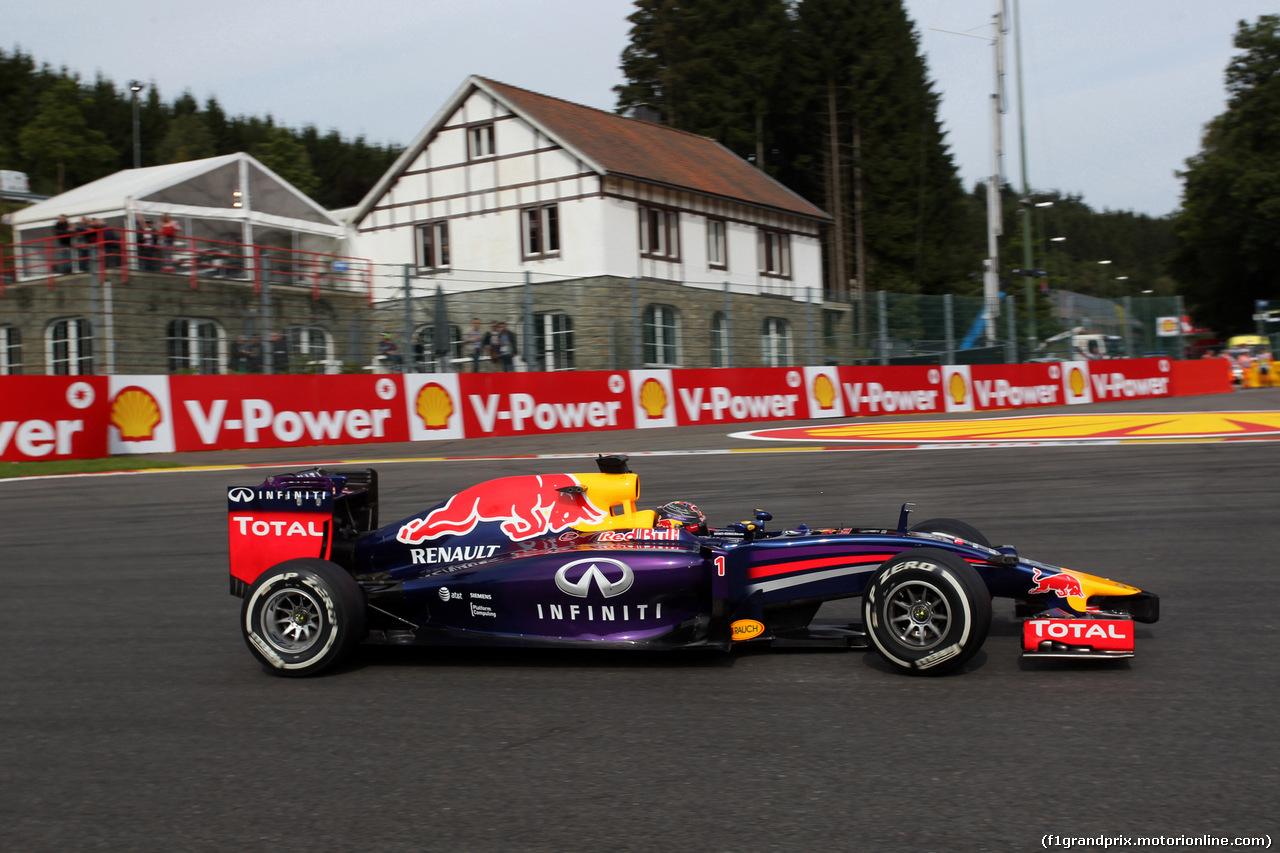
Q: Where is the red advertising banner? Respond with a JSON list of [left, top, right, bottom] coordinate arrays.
[[170, 375, 410, 451], [639, 367, 809, 427], [963, 363, 1070, 412], [833, 366, 945, 416], [1171, 358, 1233, 396], [0, 357, 1234, 462], [1083, 358, 1174, 402], [456, 370, 634, 438], [0, 376, 108, 461]]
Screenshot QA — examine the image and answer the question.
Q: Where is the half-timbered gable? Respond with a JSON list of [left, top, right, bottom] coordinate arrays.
[[350, 76, 829, 302]]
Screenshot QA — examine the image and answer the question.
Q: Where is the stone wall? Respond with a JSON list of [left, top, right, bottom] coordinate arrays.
[[0, 270, 853, 375], [373, 275, 854, 371], [0, 268, 373, 374]]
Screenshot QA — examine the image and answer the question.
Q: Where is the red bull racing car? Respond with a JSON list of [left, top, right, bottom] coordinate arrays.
[[227, 455, 1159, 677]]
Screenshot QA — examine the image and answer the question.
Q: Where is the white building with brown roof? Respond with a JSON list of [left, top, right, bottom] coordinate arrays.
[[348, 76, 833, 370], [351, 76, 828, 297]]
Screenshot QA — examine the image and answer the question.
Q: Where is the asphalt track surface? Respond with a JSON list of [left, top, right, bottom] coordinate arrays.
[[3, 389, 1279, 852]]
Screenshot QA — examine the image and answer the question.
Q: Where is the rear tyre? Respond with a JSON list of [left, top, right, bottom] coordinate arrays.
[[862, 547, 991, 676], [241, 558, 365, 677], [910, 517, 990, 548]]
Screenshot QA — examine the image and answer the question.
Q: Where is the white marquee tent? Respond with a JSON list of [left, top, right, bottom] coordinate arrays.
[[10, 153, 346, 279]]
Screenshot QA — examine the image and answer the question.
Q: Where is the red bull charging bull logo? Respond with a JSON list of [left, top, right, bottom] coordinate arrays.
[[396, 474, 607, 544], [1028, 567, 1085, 599]]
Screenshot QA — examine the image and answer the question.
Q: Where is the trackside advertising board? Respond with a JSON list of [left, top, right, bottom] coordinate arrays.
[[0, 376, 108, 461], [169, 375, 410, 452], [458, 371, 635, 437], [633, 367, 809, 428], [0, 359, 1228, 460]]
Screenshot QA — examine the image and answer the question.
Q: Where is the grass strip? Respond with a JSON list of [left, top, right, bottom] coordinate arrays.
[[0, 458, 186, 480]]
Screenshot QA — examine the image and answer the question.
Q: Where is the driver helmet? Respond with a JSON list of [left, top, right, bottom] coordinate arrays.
[[655, 500, 708, 535]]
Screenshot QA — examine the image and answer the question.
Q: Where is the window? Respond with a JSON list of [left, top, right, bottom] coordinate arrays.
[[416, 221, 450, 269], [758, 229, 791, 278], [0, 326, 21, 375], [413, 324, 461, 371], [289, 326, 335, 371], [639, 205, 679, 260], [47, 318, 93, 375], [167, 319, 223, 374], [711, 312, 728, 368], [761, 318, 791, 367], [522, 204, 560, 259], [643, 304, 680, 366], [707, 218, 727, 269], [534, 312, 575, 371], [468, 123, 496, 159]]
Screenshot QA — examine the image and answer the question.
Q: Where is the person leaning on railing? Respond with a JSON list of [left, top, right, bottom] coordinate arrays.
[[138, 220, 160, 272], [54, 214, 72, 274]]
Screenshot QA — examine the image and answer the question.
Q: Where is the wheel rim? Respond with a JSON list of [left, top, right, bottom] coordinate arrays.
[[260, 587, 325, 654], [885, 580, 950, 650]]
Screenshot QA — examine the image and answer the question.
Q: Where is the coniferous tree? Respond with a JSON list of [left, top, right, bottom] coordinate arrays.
[[18, 78, 116, 191], [1171, 15, 1280, 332], [0, 47, 401, 207]]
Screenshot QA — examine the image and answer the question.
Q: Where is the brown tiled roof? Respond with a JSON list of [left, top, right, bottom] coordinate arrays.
[[480, 78, 829, 222]]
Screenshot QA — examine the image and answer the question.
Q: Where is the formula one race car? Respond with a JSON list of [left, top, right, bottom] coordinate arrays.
[[227, 455, 1159, 677]]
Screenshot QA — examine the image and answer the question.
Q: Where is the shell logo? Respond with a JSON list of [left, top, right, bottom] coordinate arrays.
[[812, 374, 836, 410], [639, 378, 668, 419], [415, 382, 454, 429], [110, 386, 162, 441], [730, 619, 766, 641], [1158, 317, 1179, 335], [1068, 366, 1086, 397], [948, 372, 968, 406]]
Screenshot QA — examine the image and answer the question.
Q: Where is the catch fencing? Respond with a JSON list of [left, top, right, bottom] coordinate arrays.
[[0, 228, 1194, 377]]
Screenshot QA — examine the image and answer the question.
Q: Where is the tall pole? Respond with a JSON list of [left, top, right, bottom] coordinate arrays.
[[1014, 0, 1036, 357], [930, 6, 1008, 351], [129, 81, 143, 169], [983, 1, 1006, 348]]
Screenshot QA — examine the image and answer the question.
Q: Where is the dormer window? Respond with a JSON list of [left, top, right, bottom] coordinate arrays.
[[468, 123, 495, 159]]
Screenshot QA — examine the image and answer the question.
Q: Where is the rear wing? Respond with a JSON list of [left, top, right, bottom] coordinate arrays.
[[228, 469, 378, 597]]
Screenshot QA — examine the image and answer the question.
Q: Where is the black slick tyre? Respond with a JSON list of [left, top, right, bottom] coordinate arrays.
[[910, 517, 990, 548], [241, 558, 365, 677], [862, 547, 991, 676]]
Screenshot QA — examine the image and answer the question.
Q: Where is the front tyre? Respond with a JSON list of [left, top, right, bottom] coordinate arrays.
[[862, 547, 991, 676], [910, 517, 990, 547], [241, 558, 365, 677]]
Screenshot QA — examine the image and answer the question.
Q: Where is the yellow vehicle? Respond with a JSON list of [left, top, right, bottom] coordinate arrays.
[[1226, 335, 1275, 386]]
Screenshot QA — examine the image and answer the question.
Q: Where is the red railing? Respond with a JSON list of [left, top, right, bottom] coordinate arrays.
[[1, 228, 373, 304]]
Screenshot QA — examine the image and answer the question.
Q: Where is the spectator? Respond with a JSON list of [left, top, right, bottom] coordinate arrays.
[[494, 321, 517, 372], [245, 337, 264, 373], [270, 331, 290, 375], [159, 213, 181, 269], [74, 216, 94, 272], [138, 219, 160, 272], [229, 337, 248, 373], [464, 317, 485, 372], [54, 214, 72, 274], [100, 220, 122, 269], [379, 333, 403, 372]]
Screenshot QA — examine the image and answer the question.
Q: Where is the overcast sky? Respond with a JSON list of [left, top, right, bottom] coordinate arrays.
[[8, 1, 1275, 217]]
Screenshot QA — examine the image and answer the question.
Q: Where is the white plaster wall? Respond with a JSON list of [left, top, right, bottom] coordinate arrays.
[[356, 89, 827, 303]]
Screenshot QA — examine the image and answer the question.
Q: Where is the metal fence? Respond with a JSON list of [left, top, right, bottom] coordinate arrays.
[[0, 240, 1195, 376], [831, 288, 1189, 366]]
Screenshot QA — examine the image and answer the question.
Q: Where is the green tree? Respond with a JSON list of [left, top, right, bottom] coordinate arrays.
[[791, 0, 976, 295], [251, 127, 320, 199], [615, 0, 978, 296], [156, 112, 216, 163], [1171, 15, 1280, 332], [17, 78, 117, 191]]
